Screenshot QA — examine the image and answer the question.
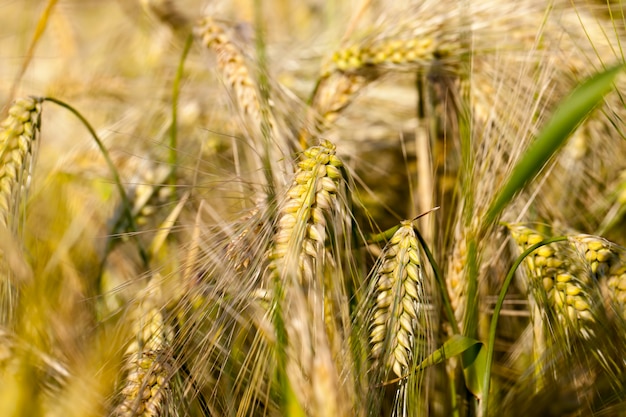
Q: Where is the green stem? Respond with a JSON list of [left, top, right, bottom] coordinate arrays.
[[169, 33, 193, 197], [254, 0, 277, 206], [480, 236, 567, 416]]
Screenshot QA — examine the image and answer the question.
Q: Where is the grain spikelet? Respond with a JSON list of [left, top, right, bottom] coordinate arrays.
[[0, 96, 43, 230], [268, 139, 344, 286], [369, 220, 431, 380], [112, 282, 172, 417], [321, 36, 457, 78]]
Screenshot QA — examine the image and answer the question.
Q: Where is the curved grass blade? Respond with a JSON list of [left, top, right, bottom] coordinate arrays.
[[413, 334, 482, 373], [480, 236, 567, 416], [484, 64, 625, 227]]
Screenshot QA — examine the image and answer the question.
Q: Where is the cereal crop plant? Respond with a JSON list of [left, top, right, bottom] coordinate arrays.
[[0, 1, 626, 416]]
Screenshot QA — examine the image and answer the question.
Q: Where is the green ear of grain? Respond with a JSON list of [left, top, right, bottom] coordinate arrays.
[[484, 64, 625, 226]]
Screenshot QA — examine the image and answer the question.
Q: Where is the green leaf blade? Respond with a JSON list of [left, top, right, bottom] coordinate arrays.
[[484, 64, 625, 226]]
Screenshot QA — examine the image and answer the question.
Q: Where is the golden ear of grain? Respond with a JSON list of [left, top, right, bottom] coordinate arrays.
[[112, 282, 172, 417], [322, 36, 448, 78], [570, 234, 626, 321], [0, 96, 43, 230], [194, 17, 266, 134], [269, 139, 344, 285], [266, 139, 354, 415], [508, 224, 601, 342], [194, 16, 290, 184], [369, 220, 430, 380]]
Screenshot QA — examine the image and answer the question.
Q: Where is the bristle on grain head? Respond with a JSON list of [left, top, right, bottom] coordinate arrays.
[[0, 97, 43, 229], [369, 220, 431, 380]]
